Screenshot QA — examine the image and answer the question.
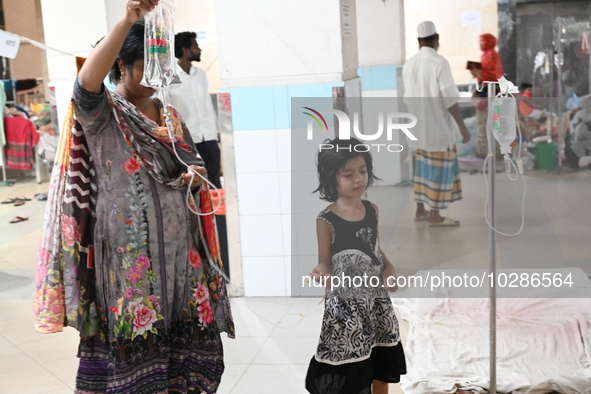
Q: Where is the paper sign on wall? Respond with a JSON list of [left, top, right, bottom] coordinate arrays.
[[341, 4, 351, 37], [461, 11, 481, 29], [0, 30, 20, 59]]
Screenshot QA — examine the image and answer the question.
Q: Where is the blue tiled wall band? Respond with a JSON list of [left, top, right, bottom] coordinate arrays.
[[357, 65, 401, 91], [220, 82, 344, 131]]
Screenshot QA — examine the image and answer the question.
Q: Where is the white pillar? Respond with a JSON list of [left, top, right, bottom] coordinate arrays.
[[356, 0, 407, 185], [213, 0, 358, 296], [356, 0, 405, 96]]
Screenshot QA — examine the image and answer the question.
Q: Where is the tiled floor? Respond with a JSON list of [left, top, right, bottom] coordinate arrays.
[[1, 167, 590, 393]]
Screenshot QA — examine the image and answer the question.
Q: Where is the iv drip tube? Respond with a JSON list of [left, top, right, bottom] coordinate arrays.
[[157, 89, 222, 217], [157, 90, 229, 284]]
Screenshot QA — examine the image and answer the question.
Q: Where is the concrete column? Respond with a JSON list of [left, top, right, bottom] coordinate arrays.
[[355, 0, 407, 185], [356, 0, 405, 97], [213, 0, 359, 296]]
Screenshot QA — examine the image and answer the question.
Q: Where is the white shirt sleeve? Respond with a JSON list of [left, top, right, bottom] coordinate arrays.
[[437, 60, 461, 109], [198, 69, 219, 137]]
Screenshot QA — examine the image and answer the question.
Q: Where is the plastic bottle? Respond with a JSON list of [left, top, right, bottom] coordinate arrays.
[[491, 96, 517, 155]]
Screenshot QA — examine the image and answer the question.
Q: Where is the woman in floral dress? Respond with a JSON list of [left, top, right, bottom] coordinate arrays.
[[33, 1, 234, 393]]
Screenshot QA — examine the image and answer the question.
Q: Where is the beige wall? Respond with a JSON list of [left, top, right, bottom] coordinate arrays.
[[175, 0, 220, 93], [4, 0, 47, 81], [404, 0, 498, 85], [357, 0, 405, 67]]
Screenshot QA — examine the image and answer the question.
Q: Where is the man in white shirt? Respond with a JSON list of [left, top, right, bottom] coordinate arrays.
[[166, 32, 221, 188], [403, 21, 471, 226]]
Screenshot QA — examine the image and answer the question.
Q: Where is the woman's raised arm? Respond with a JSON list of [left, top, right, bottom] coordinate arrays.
[[78, 0, 158, 94]]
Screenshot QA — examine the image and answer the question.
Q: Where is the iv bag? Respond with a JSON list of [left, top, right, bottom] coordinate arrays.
[[141, 0, 181, 89], [491, 96, 517, 154]]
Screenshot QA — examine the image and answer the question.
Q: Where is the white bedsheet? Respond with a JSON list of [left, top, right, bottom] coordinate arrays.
[[391, 268, 591, 394]]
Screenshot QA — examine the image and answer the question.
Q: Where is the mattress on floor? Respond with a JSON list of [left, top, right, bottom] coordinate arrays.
[[391, 268, 591, 394]]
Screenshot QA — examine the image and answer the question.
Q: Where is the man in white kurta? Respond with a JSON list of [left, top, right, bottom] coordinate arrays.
[[165, 32, 222, 188], [402, 21, 471, 226]]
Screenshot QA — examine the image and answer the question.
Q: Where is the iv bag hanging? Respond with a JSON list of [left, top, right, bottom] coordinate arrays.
[[491, 96, 517, 155], [141, 0, 181, 89]]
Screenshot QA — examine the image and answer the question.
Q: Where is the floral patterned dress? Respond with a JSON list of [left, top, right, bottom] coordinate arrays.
[[306, 200, 406, 394], [61, 81, 234, 394]]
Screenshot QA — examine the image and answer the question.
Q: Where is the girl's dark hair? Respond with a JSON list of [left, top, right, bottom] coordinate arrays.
[[109, 20, 145, 83], [313, 138, 380, 202]]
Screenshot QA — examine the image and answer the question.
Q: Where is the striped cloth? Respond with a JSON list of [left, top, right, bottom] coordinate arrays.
[[4, 116, 39, 170], [414, 148, 462, 210], [75, 328, 224, 394]]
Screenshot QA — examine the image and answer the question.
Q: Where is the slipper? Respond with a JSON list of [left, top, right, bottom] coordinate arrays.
[[414, 211, 430, 222], [1, 198, 16, 204], [10, 216, 28, 224], [15, 195, 31, 201], [428, 217, 460, 227], [34, 193, 48, 201], [13, 199, 26, 207]]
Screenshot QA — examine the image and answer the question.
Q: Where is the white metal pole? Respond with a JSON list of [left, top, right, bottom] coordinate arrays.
[[487, 81, 497, 394]]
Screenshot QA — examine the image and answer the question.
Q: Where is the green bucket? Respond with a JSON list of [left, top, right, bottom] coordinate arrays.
[[534, 142, 556, 169]]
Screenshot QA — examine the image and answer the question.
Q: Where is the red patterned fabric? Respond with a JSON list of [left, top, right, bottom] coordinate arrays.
[[479, 34, 504, 83], [3, 117, 39, 170]]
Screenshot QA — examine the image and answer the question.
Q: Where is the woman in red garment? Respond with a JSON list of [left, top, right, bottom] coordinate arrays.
[[478, 34, 504, 84], [472, 33, 504, 157]]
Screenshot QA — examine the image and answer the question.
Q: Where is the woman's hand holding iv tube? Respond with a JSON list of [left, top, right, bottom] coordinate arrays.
[[182, 165, 207, 190]]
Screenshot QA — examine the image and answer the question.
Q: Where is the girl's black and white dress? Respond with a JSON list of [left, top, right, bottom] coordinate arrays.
[[306, 200, 406, 394]]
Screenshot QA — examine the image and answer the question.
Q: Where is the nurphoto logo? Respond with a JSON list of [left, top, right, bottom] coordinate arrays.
[[302, 107, 418, 152]]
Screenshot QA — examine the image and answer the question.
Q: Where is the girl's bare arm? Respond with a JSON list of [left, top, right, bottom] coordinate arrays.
[[373, 203, 398, 292], [312, 219, 332, 283]]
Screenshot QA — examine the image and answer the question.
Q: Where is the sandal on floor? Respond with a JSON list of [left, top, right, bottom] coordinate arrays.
[[414, 211, 430, 222], [13, 199, 26, 207], [428, 217, 460, 227], [34, 193, 48, 201], [15, 195, 31, 201], [10, 216, 28, 223], [1, 198, 16, 204]]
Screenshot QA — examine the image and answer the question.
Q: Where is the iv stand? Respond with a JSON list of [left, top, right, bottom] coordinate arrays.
[[486, 81, 497, 394]]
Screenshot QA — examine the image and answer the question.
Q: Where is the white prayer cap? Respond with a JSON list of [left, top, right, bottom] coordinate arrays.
[[417, 21, 437, 38]]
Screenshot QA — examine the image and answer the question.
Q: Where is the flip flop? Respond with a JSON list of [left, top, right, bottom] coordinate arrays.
[[34, 193, 48, 201], [15, 195, 31, 201], [13, 199, 26, 207], [1, 198, 16, 204], [428, 217, 460, 227], [10, 216, 28, 224], [414, 211, 430, 222]]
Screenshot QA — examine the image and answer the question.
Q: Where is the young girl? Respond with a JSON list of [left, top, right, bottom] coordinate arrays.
[[306, 138, 406, 394]]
